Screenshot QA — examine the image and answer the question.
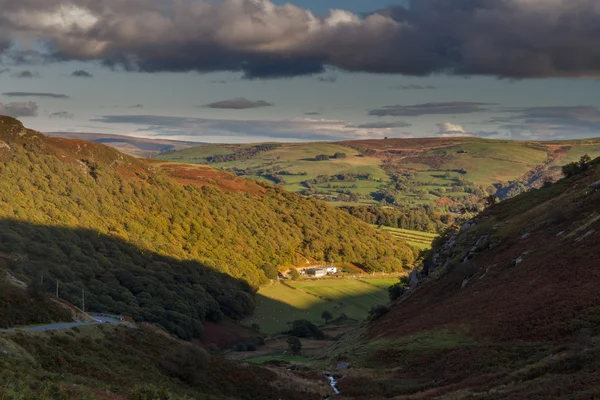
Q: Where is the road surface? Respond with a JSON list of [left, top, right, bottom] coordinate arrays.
[[1, 314, 123, 333]]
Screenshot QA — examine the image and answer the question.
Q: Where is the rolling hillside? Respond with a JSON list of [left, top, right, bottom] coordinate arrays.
[[0, 116, 415, 339], [316, 156, 600, 399], [46, 131, 201, 158], [158, 137, 600, 215]]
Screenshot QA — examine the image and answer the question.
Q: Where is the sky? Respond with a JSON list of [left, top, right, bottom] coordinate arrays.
[[1, 0, 600, 143]]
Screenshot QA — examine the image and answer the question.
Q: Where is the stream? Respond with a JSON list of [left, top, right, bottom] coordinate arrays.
[[324, 374, 340, 397]]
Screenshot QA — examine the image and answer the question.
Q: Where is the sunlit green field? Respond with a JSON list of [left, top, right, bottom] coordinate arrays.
[[159, 137, 600, 210], [159, 142, 388, 205], [378, 226, 438, 250], [360, 278, 400, 288], [245, 279, 397, 334]]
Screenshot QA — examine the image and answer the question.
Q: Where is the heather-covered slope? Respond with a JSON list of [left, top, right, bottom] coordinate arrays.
[[1, 324, 332, 399], [0, 116, 415, 338], [319, 157, 600, 399]]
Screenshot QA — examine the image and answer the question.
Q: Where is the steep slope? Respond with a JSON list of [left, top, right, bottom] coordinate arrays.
[[1, 324, 332, 399], [319, 159, 600, 399], [0, 116, 415, 338], [0, 264, 73, 329]]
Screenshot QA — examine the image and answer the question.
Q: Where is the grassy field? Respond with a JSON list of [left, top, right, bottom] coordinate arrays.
[[360, 278, 401, 288], [245, 278, 398, 334], [157, 137, 600, 210], [377, 226, 438, 250], [159, 142, 388, 205]]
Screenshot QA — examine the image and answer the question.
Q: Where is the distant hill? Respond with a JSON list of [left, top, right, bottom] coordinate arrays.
[[46, 131, 202, 158], [159, 137, 600, 232], [319, 156, 600, 398], [0, 116, 415, 339]]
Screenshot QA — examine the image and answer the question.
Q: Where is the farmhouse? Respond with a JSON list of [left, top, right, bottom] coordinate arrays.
[[307, 268, 327, 277], [326, 266, 337, 274]]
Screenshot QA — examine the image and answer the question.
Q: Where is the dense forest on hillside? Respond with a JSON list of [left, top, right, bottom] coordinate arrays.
[[0, 117, 415, 338], [340, 205, 452, 233], [0, 264, 73, 329]]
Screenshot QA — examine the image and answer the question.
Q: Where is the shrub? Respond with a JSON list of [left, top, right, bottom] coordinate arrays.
[[289, 269, 300, 280], [562, 154, 592, 178], [287, 336, 302, 355], [287, 320, 325, 339], [246, 342, 258, 352], [388, 284, 407, 301], [159, 344, 208, 384], [321, 310, 333, 324], [128, 385, 171, 400], [368, 305, 390, 321], [235, 343, 247, 352]]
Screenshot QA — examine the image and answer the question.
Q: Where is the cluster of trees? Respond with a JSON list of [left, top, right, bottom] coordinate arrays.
[[0, 263, 73, 328], [340, 205, 449, 233], [562, 155, 593, 178], [314, 152, 347, 161], [286, 320, 324, 339], [303, 173, 373, 187], [0, 121, 415, 337], [205, 144, 278, 164]]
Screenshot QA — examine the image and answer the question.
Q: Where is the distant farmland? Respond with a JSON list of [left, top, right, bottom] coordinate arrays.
[[378, 226, 438, 250], [158, 137, 600, 211]]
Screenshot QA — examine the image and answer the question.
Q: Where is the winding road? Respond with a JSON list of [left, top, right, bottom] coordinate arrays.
[[1, 314, 124, 333]]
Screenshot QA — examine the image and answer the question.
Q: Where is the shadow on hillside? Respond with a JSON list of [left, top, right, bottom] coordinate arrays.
[[248, 283, 389, 334], [0, 218, 254, 340]]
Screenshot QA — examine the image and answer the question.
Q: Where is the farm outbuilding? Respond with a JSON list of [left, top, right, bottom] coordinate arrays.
[[307, 268, 327, 277]]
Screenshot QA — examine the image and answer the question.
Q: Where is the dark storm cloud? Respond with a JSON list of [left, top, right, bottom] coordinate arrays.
[[352, 121, 412, 129], [4, 92, 69, 99], [49, 111, 74, 119], [0, 101, 38, 117], [0, 68, 9, 75], [204, 98, 273, 109], [71, 69, 93, 78], [369, 102, 492, 117], [392, 84, 437, 90], [1, 0, 599, 79], [490, 106, 600, 138], [12, 70, 39, 78]]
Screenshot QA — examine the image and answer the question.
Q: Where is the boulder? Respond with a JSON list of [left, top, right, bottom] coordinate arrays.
[[461, 222, 473, 231], [408, 269, 421, 289], [589, 180, 600, 190], [336, 362, 350, 370]]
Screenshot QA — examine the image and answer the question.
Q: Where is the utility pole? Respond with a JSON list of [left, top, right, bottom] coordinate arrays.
[[56, 280, 59, 298]]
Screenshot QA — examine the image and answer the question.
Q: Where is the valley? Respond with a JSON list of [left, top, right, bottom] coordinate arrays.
[[2, 1, 599, 397], [2, 115, 600, 399]]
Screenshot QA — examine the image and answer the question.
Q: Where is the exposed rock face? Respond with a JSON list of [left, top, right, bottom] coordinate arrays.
[[408, 269, 421, 290], [589, 180, 600, 190], [0, 141, 10, 151]]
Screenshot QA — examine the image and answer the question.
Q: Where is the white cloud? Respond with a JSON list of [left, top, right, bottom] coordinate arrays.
[[437, 122, 472, 137]]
